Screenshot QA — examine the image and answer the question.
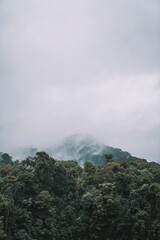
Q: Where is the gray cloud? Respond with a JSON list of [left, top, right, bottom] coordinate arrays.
[[0, 0, 160, 161]]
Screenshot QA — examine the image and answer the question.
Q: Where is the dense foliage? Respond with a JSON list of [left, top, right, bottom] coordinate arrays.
[[0, 152, 160, 239]]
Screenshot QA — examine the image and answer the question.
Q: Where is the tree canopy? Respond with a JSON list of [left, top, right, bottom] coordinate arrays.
[[0, 152, 160, 239]]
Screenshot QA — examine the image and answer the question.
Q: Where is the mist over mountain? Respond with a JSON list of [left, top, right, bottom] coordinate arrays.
[[47, 134, 146, 166], [3, 146, 38, 162], [1, 134, 147, 165]]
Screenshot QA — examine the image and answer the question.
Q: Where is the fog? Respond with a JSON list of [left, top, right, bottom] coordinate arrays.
[[0, 0, 160, 161]]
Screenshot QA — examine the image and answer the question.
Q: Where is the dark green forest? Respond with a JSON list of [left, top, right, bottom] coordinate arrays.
[[0, 152, 160, 240]]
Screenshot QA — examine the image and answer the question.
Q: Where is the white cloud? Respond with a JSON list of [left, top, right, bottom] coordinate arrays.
[[0, 0, 160, 161]]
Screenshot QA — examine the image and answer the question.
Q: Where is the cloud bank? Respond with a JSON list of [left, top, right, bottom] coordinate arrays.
[[0, 0, 160, 161]]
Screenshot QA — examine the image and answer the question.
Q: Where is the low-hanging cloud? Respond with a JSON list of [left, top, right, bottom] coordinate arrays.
[[0, 0, 160, 161]]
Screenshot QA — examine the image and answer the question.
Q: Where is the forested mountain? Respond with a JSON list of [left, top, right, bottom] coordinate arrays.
[[48, 134, 146, 165], [0, 151, 160, 239], [8, 135, 146, 165]]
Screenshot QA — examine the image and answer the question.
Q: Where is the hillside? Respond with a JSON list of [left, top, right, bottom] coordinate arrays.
[[47, 134, 146, 165]]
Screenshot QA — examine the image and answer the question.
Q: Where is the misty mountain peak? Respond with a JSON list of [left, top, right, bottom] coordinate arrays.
[[47, 134, 133, 166]]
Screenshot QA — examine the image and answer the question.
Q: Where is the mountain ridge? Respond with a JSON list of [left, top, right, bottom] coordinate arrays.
[[47, 134, 146, 165], [1, 134, 147, 165]]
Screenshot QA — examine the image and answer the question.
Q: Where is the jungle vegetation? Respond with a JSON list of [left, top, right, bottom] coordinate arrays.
[[0, 151, 160, 240]]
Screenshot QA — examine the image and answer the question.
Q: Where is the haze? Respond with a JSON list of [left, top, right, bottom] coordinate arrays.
[[0, 0, 160, 162]]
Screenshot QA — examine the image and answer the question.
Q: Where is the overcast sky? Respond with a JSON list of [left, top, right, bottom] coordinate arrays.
[[0, 0, 160, 161]]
